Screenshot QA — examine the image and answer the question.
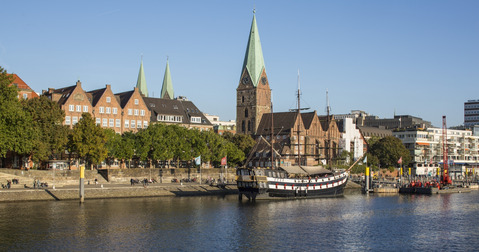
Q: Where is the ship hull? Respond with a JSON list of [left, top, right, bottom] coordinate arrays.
[[237, 169, 349, 201]]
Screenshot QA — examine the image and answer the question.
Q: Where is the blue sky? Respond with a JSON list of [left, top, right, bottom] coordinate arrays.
[[1, 1, 478, 127]]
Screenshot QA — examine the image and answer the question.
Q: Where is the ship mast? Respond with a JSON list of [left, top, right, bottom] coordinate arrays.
[[271, 90, 274, 169], [297, 70, 302, 167], [326, 89, 332, 169]]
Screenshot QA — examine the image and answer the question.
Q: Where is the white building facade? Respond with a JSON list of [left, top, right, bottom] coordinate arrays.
[[339, 118, 365, 161], [393, 128, 479, 178]]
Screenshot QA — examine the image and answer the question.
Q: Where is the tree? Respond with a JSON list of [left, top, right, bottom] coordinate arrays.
[[222, 132, 255, 158], [104, 128, 122, 168], [0, 66, 35, 161], [69, 113, 108, 169], [22, 96, 69, 164], [369, 136, 410, 168]]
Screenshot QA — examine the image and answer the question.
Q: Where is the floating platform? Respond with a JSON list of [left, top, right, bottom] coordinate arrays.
[[373, 187, 399, 193], [399, 186, 471, 195]]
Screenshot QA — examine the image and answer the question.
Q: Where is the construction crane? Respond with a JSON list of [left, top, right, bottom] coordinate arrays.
[[441, 116, 452, 185]]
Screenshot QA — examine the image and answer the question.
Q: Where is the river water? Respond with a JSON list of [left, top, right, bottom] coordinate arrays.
[[1, 191, 478, 251]]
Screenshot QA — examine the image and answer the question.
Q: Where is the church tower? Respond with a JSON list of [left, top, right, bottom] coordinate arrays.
[[236, 11, 271, 136], [136, 58, 148, 97], [160, 59, 174, 99]]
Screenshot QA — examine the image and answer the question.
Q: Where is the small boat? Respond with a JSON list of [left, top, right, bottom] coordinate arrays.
[[236, 166, 349, 200]]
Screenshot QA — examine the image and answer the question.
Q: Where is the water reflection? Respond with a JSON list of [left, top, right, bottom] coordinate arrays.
[[0, 191, 478, 251]]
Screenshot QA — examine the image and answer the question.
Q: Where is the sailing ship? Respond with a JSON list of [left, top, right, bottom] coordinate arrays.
[[236, 73, 350, 201]]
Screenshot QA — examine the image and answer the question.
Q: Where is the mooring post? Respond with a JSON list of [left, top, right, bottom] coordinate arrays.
[[80, 166, 85, 203], [365, 166, 369, 193]]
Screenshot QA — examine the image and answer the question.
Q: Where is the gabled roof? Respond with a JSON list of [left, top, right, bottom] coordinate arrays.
[[8, 73, 39, 98], [115, 90, 134, 108], [51, 85, 77, 105], [87, 87, 106, 107], [318, 115, 334, 131], [136, 59, 148, 97], [143, 97, 212, 126], [301, 111, 317, 130], [256, 112, 299, 135], [241, 13, 266, 87], [160, 60, 174, 99]]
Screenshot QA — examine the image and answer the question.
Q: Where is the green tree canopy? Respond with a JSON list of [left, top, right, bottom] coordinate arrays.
[[22, 96, 69, 163], [369, 136, 411, 168], [0, 67, 35, 158], [69, 113, 108, 168]]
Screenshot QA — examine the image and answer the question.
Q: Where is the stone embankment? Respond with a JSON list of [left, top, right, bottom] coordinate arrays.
[[0, 169, 362, 202]]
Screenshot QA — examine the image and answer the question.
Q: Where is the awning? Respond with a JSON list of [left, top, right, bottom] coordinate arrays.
[[416, 142, 430, 146]]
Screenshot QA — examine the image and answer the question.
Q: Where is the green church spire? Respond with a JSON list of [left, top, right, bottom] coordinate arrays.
[[136, 58, 148, 97], [241, 13, 266, 87], [161, 59, 174, 99]]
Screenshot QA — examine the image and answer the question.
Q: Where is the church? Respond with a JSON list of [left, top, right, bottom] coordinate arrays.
[[236, 12, 341, 168]]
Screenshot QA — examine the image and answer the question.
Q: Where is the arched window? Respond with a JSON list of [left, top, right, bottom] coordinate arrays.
[[242, 96, 244, 103], [248, 120, 251, 131], [242, 121, 245, 133], [245, 108, 248, 118]]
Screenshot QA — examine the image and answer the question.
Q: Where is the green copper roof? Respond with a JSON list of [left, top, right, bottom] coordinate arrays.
[[136, 59, 148, 97], [161, 60, 174, 99], [241, 14, 266, 87]]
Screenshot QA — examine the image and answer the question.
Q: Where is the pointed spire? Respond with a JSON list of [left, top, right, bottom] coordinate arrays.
[[241, 12, 266, 87], [136, 57, 148, 97], [161, 59, 174, 99]]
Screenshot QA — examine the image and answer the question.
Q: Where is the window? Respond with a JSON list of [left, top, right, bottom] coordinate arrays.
[[23, 93, 28, 99], [76, 105, 81, 112], [157, 115, 182, 123], [128, 109, 132, 115], [106, 96, 111, 103], [143, 121, 148, 128], [83, 106, 88, 112], [109, 119, 114, 127], [96, 118, 101, 125], [134, 99, 139, 105], [99, 107, 104, 114], [65, 116, 71, 125], [72, 116, 78, 125], [106, 107, 111, 114], [131, 120, 135, 128], [112, 108, 118, 114], [116, 119, 121, 128], [134, 109, 139, 116], [125, 120, 129, 128], [69, 105, 74, 112], [191, 117, 201, 123], [245, 108, 248, 118], [140, 110, 145, 116], [102, 118, 107, 127]]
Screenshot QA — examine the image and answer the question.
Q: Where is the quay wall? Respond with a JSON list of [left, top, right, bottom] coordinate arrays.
[[0, 185, 239, 202]]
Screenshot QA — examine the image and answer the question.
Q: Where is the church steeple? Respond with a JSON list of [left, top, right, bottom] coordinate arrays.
[[160, 59, 174, 99], [236, 11, 271, 136], [241, 13, 266, 87], [136, 58, 148, 97]]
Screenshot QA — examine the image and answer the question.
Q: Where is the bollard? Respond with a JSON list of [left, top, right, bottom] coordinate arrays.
[[365, 166, 370, 193], [79, 166, 85, 203]]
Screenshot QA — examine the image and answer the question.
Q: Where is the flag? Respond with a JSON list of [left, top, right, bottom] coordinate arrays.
[[195, 156, 201, 165], [398, 156, 402, 164], [221, 156, 227, 166], [363, 156, 367, 164]]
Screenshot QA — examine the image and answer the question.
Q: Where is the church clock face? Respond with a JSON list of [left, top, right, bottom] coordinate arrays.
[[261, 77, 267, 85], [242, 76, 249, 85]]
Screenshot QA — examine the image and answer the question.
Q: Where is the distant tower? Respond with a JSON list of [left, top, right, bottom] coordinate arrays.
[[161, 59, 174, 99], [236, 11, 271, 135], [136, 57, 148, 97]]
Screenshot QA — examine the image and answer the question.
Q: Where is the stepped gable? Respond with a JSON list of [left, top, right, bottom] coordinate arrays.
[[87, 87, 106, 107]]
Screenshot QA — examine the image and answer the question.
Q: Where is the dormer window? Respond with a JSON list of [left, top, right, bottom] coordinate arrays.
[[191, 117, 201, 123]]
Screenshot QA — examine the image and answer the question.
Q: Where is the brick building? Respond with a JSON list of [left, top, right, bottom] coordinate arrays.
[[88, 84, 123, 133], [8, 73, 39, 100], [115, 87, 151, 133]]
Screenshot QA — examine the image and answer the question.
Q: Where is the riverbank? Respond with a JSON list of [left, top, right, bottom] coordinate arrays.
[[0, 183, 238, 202]]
